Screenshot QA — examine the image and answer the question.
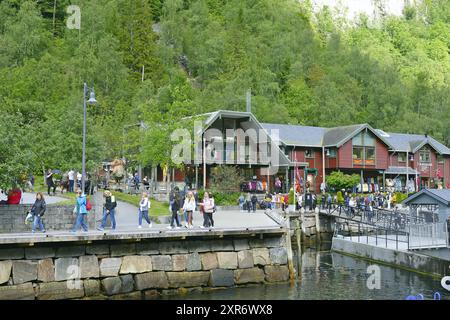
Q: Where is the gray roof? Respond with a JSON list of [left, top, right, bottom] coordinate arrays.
[[403, 189, 450, 206], [378, 131, 450, 155], [322, 124, 366, 147], [261, 123, 326, 147]]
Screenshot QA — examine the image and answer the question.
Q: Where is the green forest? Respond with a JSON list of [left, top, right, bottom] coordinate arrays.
[[0, 0, 449, 189]]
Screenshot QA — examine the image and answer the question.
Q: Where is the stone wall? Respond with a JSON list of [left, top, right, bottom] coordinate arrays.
[[294, 213, 334, 245], [0, 204, 96, 233], [0, 235, 289, 300]]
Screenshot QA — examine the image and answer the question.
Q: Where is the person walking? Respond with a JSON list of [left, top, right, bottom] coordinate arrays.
[[68, 169, 75, 192], [251, 193, 258, 212], [76, 171, 82, 189], [27, 173, 35, 192], [138, 192, 152, 228], [201, 192, 215, 229], [326, 193, 332, 211], [183, 191, 196, 229], [168, 187, 182, 229], [71, 190, 88, 232], [238, 193, 245, 212], [46, 169, 56, 196], [245, 192, 252, 213], [97, 190, 117, 231], [31, 192, 46, 233], [134, 173, 140, 191]]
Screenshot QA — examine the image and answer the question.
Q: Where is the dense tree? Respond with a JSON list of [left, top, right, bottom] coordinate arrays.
[[0, 0, 449, 189]]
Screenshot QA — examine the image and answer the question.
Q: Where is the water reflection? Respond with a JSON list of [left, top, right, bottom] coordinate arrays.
[[153, 246, 449, 300]]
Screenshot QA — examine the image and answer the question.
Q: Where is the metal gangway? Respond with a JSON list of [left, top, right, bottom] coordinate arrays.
[[322, 204, 449, 250]]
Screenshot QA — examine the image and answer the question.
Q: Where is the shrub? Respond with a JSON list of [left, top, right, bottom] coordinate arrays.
[[288, 188, 294, 205], [336, 191, 344, 204]]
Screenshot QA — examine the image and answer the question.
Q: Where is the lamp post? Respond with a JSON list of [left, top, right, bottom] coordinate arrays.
[[82, 83, 97, 195]]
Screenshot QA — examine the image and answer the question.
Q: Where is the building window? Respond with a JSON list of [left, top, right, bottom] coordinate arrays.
[[437, 155, 444, 164], [419, 148, 431, 163], [305, 149, 314, 158], [327, 148, 337, 158], [353, 147, 364, 165], [352, 130, 376, 166], [365, 147, 375, 165], [397, 152, 406, 162]]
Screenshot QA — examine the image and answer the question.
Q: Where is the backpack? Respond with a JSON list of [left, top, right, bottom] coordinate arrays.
[[86, 198, 92, 211]]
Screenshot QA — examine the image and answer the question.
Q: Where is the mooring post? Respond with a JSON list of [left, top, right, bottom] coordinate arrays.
[[295, 218, 302, 278], [285, 212, 296, 280]]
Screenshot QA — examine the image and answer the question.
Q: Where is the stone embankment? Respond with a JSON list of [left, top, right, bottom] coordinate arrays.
[[0, 235, 289, 299]]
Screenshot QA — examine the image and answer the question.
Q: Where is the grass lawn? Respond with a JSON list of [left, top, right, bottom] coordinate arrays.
[[113, 192, 169, 217]]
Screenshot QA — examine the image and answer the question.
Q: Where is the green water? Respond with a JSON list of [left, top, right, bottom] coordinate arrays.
[[152, 246, 450, 300]]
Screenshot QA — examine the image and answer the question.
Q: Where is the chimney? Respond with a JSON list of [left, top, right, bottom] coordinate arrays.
[[246, 89, 251, 113]]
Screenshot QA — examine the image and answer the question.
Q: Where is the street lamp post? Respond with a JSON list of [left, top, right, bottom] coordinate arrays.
[[82, 83, 97, 195]]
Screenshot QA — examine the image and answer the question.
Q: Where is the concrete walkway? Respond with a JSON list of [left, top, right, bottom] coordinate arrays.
[[22, 192, 67, 205]]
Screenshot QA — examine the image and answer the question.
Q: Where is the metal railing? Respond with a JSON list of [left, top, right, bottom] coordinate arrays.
[[408, 222, 449, 249], [333, 220, 410, 251]]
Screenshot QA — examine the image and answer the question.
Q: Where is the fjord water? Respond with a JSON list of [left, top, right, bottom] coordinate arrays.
[[154, 245, 449, 300]]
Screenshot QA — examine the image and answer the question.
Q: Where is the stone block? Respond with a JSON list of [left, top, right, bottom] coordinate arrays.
[[12, 260, 38, 284], [166, 272, 210, 288], [237, 250, 254, 269], [55, 245, 86, 257], [86, 244, 110, 255], [159, 241, 189, 254], [134, 272, 169, 290], [110, 243, 136, 257], [84, 279, 100, 297], [187, 240, 211, 253], [109, 291, 141, 300], [101, 277, 122, 296], [151, 255, 172, 271], [54, 258, 78, 282], [264, 237, 284, 248], [269, 247, 288, 265], [37, 259, 55, 282], [143, 289, 159, 299], [136, 241, 159, 255], [0, 260, 12, 285], [186, 253, 202, 271], [37, 281, 84, 300], [234, 268, 265, 284], [0, 282, 35, 300], [252, 248, 271, 266], [200, 252, 218, 270], [264, 265, 289, 282], [25, 247, 55, 259], [209, 269, 234, 287], [0, 248, 25, 260], [210, 240, 234, 252], [99, 258, 122, 277], [217, 252, 238, 269], [120, 255, 152, 274], [172, 255, 187, 271], [120, 274, 134, 293], [233, 239, 250, 251], [249, 238, 265, 248], [79, 255, 99, 278]]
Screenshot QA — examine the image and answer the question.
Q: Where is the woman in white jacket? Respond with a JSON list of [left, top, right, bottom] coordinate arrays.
[[182, 191, 196, 229], [138, 192, 152, 228]]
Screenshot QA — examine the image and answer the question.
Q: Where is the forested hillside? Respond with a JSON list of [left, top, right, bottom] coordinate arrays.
[[0, 0, 449, 188]]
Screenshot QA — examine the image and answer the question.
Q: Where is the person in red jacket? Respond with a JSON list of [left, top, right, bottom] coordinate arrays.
[[7, 188, 22, 204]]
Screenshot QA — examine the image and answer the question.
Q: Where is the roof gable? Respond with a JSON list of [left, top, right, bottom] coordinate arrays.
[[403, 189, 450, 206], [322, 124, 394, 149]]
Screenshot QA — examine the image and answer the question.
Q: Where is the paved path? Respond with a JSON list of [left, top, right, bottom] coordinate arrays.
[[11, 193, 280, 235], [22, 192, 67, 205]]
